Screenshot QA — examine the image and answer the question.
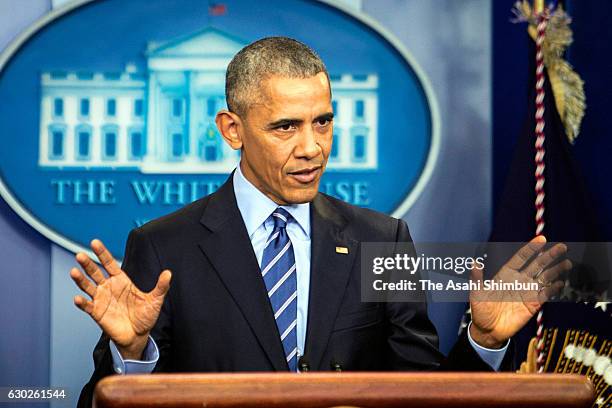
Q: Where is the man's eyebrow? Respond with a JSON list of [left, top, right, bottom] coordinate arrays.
[[313, 112, 334, 122], [266, 112, 334, 129], [266, 118, 304, 129]]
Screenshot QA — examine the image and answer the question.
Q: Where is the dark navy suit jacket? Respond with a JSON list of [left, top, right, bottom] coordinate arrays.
[[78, 175, 507, 407]]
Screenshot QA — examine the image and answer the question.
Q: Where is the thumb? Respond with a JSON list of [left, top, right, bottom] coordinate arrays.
[[151, 269, 172, 298], [469, 264, 484, 304], [470, 264, 484, 283]]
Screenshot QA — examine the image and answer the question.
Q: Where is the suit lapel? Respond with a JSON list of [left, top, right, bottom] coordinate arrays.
[[304, 194, 357, 370], [198, 177, 288, 371]]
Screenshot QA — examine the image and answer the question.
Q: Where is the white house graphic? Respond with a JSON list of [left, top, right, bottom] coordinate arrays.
[[38, 28, 378, 173]]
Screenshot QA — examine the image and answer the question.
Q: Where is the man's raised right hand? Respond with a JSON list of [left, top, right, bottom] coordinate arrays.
[[70, 239, 171, 360]]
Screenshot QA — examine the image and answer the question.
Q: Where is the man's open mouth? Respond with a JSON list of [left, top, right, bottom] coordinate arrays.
[[288, 167, 321, 184]]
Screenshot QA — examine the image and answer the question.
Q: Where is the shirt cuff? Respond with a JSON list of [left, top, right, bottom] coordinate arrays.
[[466, 322, 509, 371], [109, 336, 159, 374]]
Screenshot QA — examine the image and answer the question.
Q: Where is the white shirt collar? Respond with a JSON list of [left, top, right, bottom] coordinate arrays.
[[232, 163, 310, 239]]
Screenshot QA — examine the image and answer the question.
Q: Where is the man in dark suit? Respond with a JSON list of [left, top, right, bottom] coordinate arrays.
[[71, 37, 568, 407]]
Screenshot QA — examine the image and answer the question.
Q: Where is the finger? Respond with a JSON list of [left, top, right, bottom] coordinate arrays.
[[70, 267, 96, 298], [538, 280, 564, 303], [150, 270, 172, 298], [74, 295, 94, 315], [539, 259, 572, 284], [91, 239, 122, 276], [524, 243, 567, 278], [76, 252, 106, 284], [506, 236, 547, 270]]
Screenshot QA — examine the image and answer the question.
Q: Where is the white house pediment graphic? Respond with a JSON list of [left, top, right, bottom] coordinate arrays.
[[147, 28, 245, 59], [38, 27, 379, 174], [147, 28, 246, 73]]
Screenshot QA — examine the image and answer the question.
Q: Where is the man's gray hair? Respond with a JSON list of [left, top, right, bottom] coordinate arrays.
[[225, 36, 329, 117]]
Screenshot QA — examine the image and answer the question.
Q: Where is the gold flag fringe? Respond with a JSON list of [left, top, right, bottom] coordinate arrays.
[[512, 1, 586, 144]]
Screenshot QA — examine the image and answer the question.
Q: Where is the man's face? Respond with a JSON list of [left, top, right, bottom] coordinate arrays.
[[236, 72, 333, 205]]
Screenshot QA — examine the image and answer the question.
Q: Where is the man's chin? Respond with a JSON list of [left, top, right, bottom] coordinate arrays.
[[282, 186, 319, 205]]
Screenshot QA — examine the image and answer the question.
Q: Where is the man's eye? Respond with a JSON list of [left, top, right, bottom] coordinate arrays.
[[316, 118, 331, 126], [277, 124, 295, 131]]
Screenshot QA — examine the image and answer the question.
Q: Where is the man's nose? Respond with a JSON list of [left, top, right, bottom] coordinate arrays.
[[294, 126, 321, 159]]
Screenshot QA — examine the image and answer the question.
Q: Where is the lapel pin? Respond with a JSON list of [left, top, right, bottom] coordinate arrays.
[[335, 246, 349, 254]]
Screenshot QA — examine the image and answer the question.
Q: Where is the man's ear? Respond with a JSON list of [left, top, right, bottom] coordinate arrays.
[[215, 110, 243, 150]]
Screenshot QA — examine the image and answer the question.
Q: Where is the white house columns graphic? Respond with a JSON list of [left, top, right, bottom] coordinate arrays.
[[38, 28, 378, 174]]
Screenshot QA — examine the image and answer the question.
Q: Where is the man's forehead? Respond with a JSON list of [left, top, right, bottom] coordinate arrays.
[[259, 72, 330, 101], [241, 72, 331, 121]]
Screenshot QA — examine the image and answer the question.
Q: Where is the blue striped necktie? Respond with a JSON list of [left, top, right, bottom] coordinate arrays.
[[261, 207, 298, 371]]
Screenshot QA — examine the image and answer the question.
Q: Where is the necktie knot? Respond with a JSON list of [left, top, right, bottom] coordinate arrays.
[[271, 207, 291, 230]]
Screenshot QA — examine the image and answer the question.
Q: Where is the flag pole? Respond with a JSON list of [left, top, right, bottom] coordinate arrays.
[[534, 0, 544, 13]]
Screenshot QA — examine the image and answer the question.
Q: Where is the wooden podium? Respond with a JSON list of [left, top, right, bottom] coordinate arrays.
[[93, 372, 595, 408]]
